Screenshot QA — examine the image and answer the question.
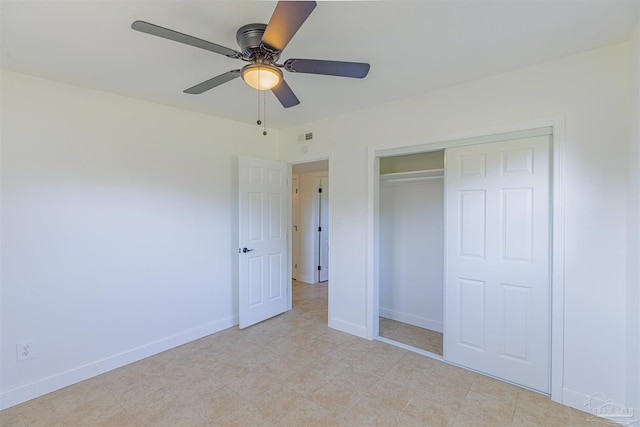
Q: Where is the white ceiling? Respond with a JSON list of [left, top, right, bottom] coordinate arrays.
[[1, 1, 638, 130]]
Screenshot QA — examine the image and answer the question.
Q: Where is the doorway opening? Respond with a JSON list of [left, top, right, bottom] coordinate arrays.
[[291, 159, 330, 321]]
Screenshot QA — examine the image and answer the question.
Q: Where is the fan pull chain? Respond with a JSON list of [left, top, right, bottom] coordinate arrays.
[[256, 88, 261, 126], [255, 78, 266, 136], [256, 79, 262, 127], [263, 91, 267, 136]]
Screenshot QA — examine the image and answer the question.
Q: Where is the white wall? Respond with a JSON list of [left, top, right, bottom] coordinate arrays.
[[379, 171, 444, 332], [627, 19, 640, 423], [280, 43, 634, 412], [0, 71, 279, 409]]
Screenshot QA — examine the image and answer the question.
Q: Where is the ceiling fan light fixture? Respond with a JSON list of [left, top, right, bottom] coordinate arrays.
[[242, 64, 282, 91]]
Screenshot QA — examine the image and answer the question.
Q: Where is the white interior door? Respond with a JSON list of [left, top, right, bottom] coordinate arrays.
[[318, 176, 329, 282], [238, 156, 289, 329], [444, 135, 551, 392]]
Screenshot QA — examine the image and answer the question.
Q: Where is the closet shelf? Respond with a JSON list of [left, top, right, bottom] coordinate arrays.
[[380, 169, 444, 183]]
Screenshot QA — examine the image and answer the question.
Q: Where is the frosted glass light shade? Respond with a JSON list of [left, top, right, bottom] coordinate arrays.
[[242, 64, 282, 91]]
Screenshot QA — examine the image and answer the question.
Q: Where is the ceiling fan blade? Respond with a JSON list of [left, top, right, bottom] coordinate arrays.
[[261, 1, 317, 52], [132, 21, 242, 59], [184, 70, 241, 94], [284, 59, 370, 78], [271, 80, 300, 108]]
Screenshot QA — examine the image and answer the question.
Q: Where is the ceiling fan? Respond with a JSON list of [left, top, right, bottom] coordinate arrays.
[[131, 1, 370, 108]]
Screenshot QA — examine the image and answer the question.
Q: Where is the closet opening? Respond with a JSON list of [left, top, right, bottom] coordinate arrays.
[[369, 125, 563, 397], [377, 150, 445, 357]]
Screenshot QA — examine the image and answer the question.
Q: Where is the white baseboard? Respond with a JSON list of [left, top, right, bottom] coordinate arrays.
[[0, 316, 237, 410], [329, 317, 368, 339], [295, 273, 316, 284], [379, 307, 443, 333], [563, 387, 639, 426], [561, 387, 587, 411]]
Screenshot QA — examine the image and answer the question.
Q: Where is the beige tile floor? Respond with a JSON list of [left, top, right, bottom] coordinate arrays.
[[379, 318, 444, 356], [1, 280, 615, 426]]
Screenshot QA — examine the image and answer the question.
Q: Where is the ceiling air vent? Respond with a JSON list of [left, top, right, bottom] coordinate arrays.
[[297, 131, 314, 143]]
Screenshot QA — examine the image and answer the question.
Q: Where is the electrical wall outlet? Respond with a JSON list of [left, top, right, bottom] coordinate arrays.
[[17, 340, 35, 362]]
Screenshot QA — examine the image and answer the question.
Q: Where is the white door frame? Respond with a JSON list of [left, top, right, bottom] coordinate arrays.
[[366, 119, 565, 403], [288, 155, 333, 316], [318, 176, 329, 282], [291, 175, 300, 281]]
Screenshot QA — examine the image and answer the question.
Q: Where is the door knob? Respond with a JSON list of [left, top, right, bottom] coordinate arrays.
[[242, 248, 254, 253]]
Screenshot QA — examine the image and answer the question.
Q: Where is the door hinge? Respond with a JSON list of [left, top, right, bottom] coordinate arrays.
[[318, 188, 322, 193], [318, 226, 321, 232], [317, 266, 321, 271]]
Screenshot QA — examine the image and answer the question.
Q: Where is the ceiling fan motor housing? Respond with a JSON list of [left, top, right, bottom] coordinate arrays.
[[236, 23, 279, 61]]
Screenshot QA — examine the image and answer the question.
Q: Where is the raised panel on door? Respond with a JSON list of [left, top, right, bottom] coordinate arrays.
[[269, 193, 282, 240], [458, 278, 486, 351], [248, 256, 263, 306], [459, 190, 486, 259], [500, 283, 532, 361], [445, 135, 550, 393], [501, 188, 534, 262], [248, 192, 263, 242], [269, 253, 282, 299]]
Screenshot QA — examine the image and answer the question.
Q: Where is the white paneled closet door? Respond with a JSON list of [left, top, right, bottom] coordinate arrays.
[[444, 135, 551, 393]]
